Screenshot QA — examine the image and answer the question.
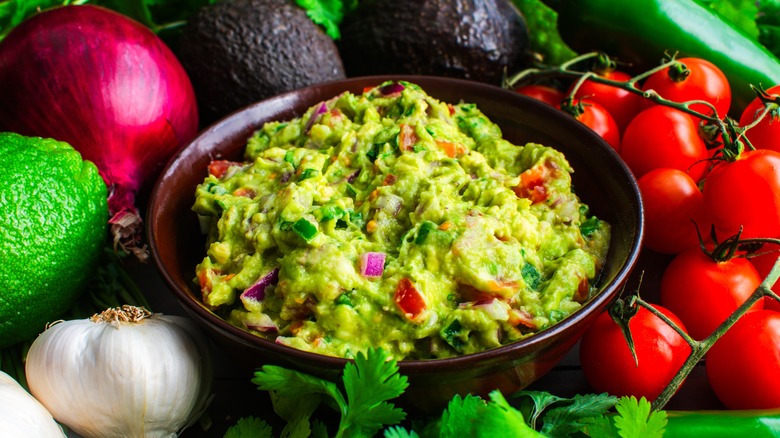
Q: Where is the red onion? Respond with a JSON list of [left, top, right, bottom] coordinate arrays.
[[379, 82, 405, 95], [303, 102, 328, 133], [240, 268, 280, 302], [0, 5, 198, 260], [359, 252, 386, 277]]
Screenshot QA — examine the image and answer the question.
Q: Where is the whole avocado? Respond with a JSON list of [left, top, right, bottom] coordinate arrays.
[[338, 0, 530, 85], [174, 0, 346, 125]]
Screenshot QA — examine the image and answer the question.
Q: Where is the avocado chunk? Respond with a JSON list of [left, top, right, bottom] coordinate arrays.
[[174, 0, 346, 125], [338, 0, 530, 85]]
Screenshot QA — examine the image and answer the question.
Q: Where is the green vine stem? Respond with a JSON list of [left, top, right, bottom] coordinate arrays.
[[619, 236, 780, 410], [503, 51, 775, 155]]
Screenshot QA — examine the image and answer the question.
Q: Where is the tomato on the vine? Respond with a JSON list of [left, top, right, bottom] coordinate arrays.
[[738, 84, 780, 153], [620, 106, 709, 181], [569, 69, 644, 133], [561, 99, 620, 152], [706, 310, 780, 410], [516, 84, 565, 107], [660, 247, 763, 340], [749, 243, 780, 312], [702, 149, 780, 240], [579, 304, 691, 401], [638, 168, 712, 254], [642, 57, 731, 118]]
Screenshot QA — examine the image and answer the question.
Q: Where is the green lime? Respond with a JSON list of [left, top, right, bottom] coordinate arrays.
[[0, 132, 108, 347]]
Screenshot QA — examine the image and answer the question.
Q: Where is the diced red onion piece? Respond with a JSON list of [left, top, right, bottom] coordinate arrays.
[[360, 252, 386, 277], [240, 268, 280, 302], [473, 298, 510, 321], [303, 102, 328, 133], [379, 82, 405, 95], [375, 193, 403, 216], [245, 313, 278, 333]]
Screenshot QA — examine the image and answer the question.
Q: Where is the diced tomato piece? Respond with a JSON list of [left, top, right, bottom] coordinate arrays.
[[447, 104, 456, 115], [399, 124, 418, 151], [232, 187, 256, 198], [573, 277, 590, 303], [197, 269, 215, 294], [208, 160, 243, 179], [436, 140, 467, 158], [383, 174, 397, 185], [395, 278, 426, 320], [509, 308, 537, 329], [514, 166, 548, 204]]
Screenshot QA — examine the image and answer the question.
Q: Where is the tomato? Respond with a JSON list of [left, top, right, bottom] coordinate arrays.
[[638, 168, 712, 254], [620, 106, 709, 181], [516, 84, 565, 107], [749, 243, 780, 311], [660, 247, 763, 340], [569, 69, 644, 133], [562, 99, 620, 152], [642, 57, 731, 118], [579, 304, 691, 401], [702, 149, 780, 240], [738, 84, 780, 153], [395, 278, 426, 320], [706, 310, 780, 409]]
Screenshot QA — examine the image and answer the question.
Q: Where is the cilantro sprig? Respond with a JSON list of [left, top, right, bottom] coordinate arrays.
[[224, 348, 668, 438]]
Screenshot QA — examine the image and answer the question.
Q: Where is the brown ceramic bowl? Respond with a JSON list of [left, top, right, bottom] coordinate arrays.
[[147, 76, 643, 413]]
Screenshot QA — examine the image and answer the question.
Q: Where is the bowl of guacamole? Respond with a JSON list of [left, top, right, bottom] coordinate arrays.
[[148, 76, 643, 411]]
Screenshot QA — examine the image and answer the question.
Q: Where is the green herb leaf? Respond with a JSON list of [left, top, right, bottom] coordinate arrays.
[[613, 396, 666, 438], [223, 416, 274, 438], [295, 0, 344, 39], [384, 426, 421, 438], [339, 348, 408, 437], [252, 365, 345, 407], [541, 393, 619, 437], [270, 390, 323, 438]]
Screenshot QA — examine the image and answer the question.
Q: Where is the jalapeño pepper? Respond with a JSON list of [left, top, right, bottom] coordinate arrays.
[[664, 409, 780, 437], [540, 0, 780, 114]]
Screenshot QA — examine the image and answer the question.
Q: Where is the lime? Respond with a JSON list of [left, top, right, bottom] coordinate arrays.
[[0, 132, 108, 347]]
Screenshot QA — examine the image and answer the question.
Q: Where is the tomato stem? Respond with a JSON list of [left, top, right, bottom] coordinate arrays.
[[504, 51, 780, 162], [631, 255, 780, 410]]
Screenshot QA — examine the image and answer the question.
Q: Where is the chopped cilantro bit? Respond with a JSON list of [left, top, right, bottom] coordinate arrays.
[[521, 263, 541, 290], [298, 168, 319, 181], [415, 221, 437, 245], [580, 216, 602, 237]]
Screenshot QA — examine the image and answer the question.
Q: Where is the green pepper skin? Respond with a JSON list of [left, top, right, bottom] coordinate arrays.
[[664, 409, 780, 437], [542, 0, 780, 114]]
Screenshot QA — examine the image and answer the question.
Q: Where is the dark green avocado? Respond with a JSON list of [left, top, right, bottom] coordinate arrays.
[[338, 0, 530, 85], [174, 0, 346, 125]]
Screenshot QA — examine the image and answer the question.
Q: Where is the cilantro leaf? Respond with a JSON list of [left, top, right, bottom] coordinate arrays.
[[296, 0, 345, 39], [384, 426, 421, 438], [339, 348, 408, 437], [223, 416, 274, 438], [541, 393, 619, 437], [513, 390, 569, 429], [439, 393, 488, 437], [270, 390, 323, 438], [613, 396, 666, 438], [252, 364, 345, 407]]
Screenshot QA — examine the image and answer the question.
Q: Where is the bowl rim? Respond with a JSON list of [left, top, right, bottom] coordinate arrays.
[[147, 74, 644, 371]]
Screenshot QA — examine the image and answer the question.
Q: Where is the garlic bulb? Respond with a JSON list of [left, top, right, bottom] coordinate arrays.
[[25, 305, 214, 438], [0, 370, 66, 437]]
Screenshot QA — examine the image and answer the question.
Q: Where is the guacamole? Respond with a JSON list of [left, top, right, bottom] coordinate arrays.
[[192, 81, 611, 360]]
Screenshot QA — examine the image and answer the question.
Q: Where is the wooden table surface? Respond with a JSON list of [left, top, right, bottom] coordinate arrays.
[[127, 246, 726, 438]]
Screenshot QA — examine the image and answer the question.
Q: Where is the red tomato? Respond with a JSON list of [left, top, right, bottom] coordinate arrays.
[[621, 106, 709, 181], [516, 84, 565, 107], [638, 168, 712, 254], [660, 247, 763, 340], [562, 99, 621, 152], [702, 149, 780, 240], [579, 304, 691, 401], [642, 57, 731, 118], [395, 278, 426, 320], [738, 84, 780, 153], [569, 69, 644, 133], [749, 243, 780, 311], [706, 310, 780, 409]]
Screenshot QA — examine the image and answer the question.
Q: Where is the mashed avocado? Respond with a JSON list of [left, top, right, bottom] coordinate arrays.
[[192, 81, 610, 360]]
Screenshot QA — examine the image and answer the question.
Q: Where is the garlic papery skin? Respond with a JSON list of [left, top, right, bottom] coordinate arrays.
[[0, 370, 66, 437], [25, 305, 214, 438]]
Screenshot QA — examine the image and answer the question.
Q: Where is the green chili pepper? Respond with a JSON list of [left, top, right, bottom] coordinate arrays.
[[541, 0, 780, 114], [510, 0, 577, 66], [664, 409, 780, 437]]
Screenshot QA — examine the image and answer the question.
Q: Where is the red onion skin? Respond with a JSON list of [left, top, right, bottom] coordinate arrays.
[[0, 5, 198, 258]]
